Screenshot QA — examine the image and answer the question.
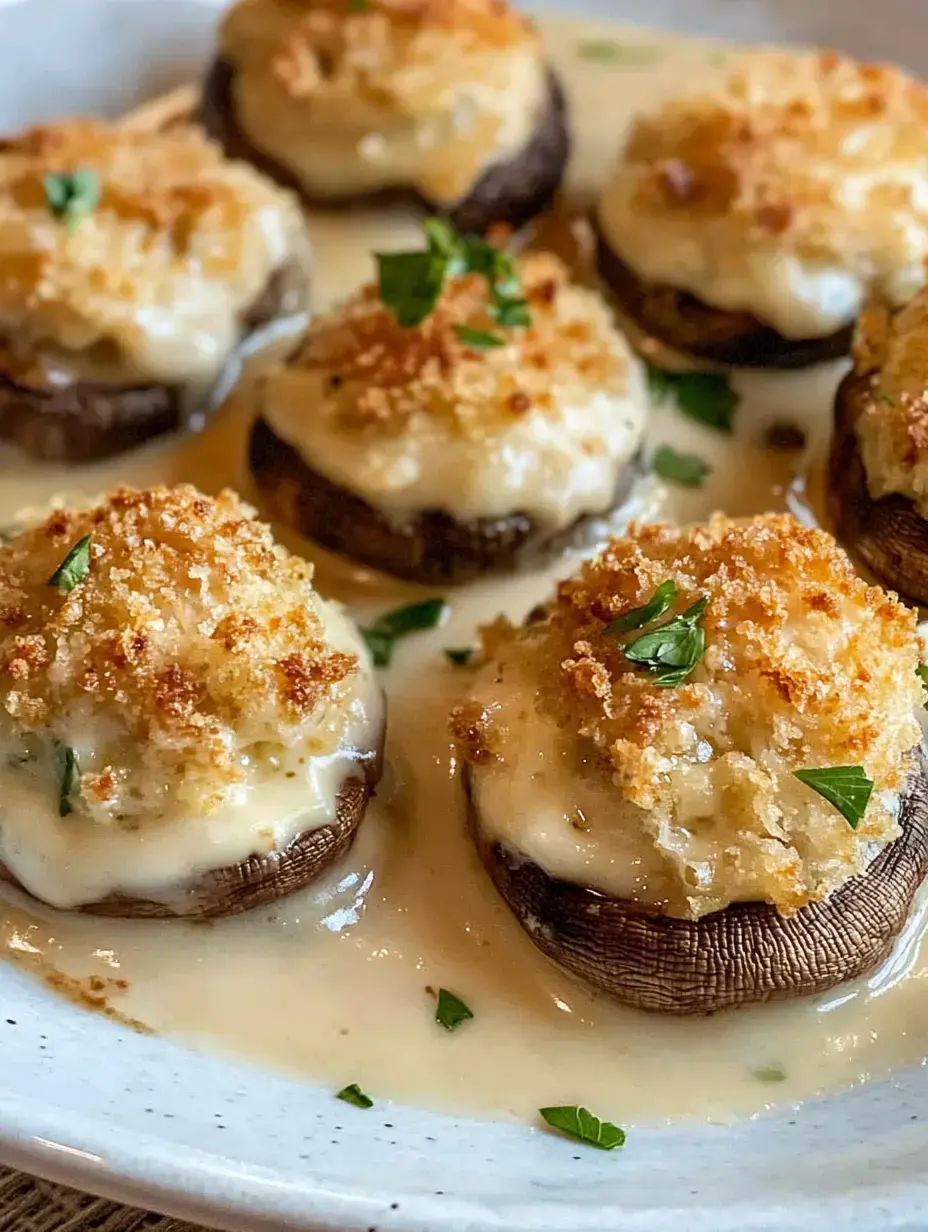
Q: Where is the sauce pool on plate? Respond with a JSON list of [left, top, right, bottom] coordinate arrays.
[[2, 18, 926, 1127]]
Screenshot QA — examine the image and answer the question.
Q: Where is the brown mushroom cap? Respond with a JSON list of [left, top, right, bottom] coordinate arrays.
[[594, 227, 852, 369], [199, 56, 569, 236], [467, 749, 928, 1014], [829, 368, 928, 606], [249, 413, 643, 585], [0, 258, 311, 464], [0, 735, 384, 920]]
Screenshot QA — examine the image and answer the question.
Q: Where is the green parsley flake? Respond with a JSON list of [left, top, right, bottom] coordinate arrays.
[[336, 1083, 374, 1109], [444, 647, 473, 666], [647, 364, 739, 433], [652, 445, 711, 488], [362, 597, 447, 668], [753, 1065, 787, 1084], [621, 595, 710, 687], [793, 765, 874, 830], [539, 1106, 626, 1151], [576, 39, 660, 65], [454, 325, 505, 350], [42, 169, 101, 233], [376, 219, 531, 335], [57, 744, 79, 818], [435, 988, 474, 1032], [917, 663, 928, 689], [876, 388, 896, 408], [605, 579, 677, 635], [48, 534, 92, 594]]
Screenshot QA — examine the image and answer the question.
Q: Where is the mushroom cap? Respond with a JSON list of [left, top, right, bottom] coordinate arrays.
[[467, 748, 928, 1014]]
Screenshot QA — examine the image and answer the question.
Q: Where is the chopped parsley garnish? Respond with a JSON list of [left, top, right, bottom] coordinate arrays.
[[917, 663, 928, 689], [876, 388, 896, 408], [57, 744, 79, 818], [336, 1083, 374, 1109], [376, 219, 531, 334], [605, 579, 677, 635], [793, 765, 874, 830], [48, 534, 92, 594], [539, 1106, 626, 1151], [444, 647, 473, 666], [618, 593, 711, 687], [348, 0, 371, 9], [652, 445, 711, 488], [753, 1065, 787, 1083], [435, 988, 474, 1032], [42, 169, 101, 233], [647, 364, 739, 433], [576, 39, 659, 65], [362, 597, 447, 668], [454, 325, 505, 350]]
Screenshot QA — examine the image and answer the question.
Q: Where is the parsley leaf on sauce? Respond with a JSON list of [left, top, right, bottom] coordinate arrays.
[[753, 1065, 788, 1083], [454, 325, 505, 350], [336, 1083, 374, 1109], [362, 598, 447, 668], [792, 766, 874, 830], [435, 988, 474, 1032], [539, 1106, 626, 1150], [916, 663, 928, 689], [42, 169, 101, 233], [652, 445, 711, 488], [48, 534, 92, 594], [647, 364, 739, 433]]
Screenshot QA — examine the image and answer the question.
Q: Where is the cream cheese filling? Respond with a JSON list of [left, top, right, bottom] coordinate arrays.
[[260, 368, 647, 528], [231, 46, 548, 206], [597, 168, 928, 341], [0, 603, 382, 911]]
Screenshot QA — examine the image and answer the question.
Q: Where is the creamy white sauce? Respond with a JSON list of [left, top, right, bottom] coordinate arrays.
[[0, 603, 383, 910], [1, 18, 927, 1127], [261, 370, 647, 527]]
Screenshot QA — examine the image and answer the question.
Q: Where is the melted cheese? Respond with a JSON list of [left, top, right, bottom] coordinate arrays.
[[597, 50, 928, 339], [220, 0, 549, 204], [454, 514, 925, 919], [0, 120, 310, 388], [259, 252, 648, 527]]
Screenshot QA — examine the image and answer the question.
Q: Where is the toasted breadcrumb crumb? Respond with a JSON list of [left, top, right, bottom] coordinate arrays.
[[453, 514, 925, 918], [0, 486, 358, 826]]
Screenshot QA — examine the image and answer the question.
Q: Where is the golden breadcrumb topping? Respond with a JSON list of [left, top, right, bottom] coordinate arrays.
[[851, 288, 928, 514], [453, 514, 925, 918], [275, 252, 631, 437], [0, 120, 305, 382], [220, 0, 547, 203], [222, 0, 536, 101], [621, 51, 928, 251], [0, 486, 359, 827]]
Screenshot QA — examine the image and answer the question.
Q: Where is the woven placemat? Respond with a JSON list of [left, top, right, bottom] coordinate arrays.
[[0, 1166, 214, 1232]]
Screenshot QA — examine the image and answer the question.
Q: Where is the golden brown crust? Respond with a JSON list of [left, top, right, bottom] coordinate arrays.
[[278, 252, 630, 438], [622, 51, 928, 255], [453, 514, 925, 916], [0, 486, 357, 823], [222, 0, 537, 105]]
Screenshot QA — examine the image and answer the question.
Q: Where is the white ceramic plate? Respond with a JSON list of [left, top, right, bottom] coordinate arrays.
[[2, 2, 928, 1230]]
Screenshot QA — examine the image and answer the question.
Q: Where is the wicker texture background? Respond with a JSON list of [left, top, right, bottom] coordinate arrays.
[[0, 1167, 213, 1232]]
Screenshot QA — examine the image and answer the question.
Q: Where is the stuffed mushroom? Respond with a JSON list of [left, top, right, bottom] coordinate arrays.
[[201, 0, 569, 235], [0, 119, 311, 462], [829, 290, 928, 606], [249, 226, 648, 585], [596, 51, 928, 368], [452, 513, 928, 1014], [0, 485, 384, 918]]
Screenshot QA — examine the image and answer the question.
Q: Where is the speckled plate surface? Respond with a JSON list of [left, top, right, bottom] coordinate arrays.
[[2, 1, 928, 1229]]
